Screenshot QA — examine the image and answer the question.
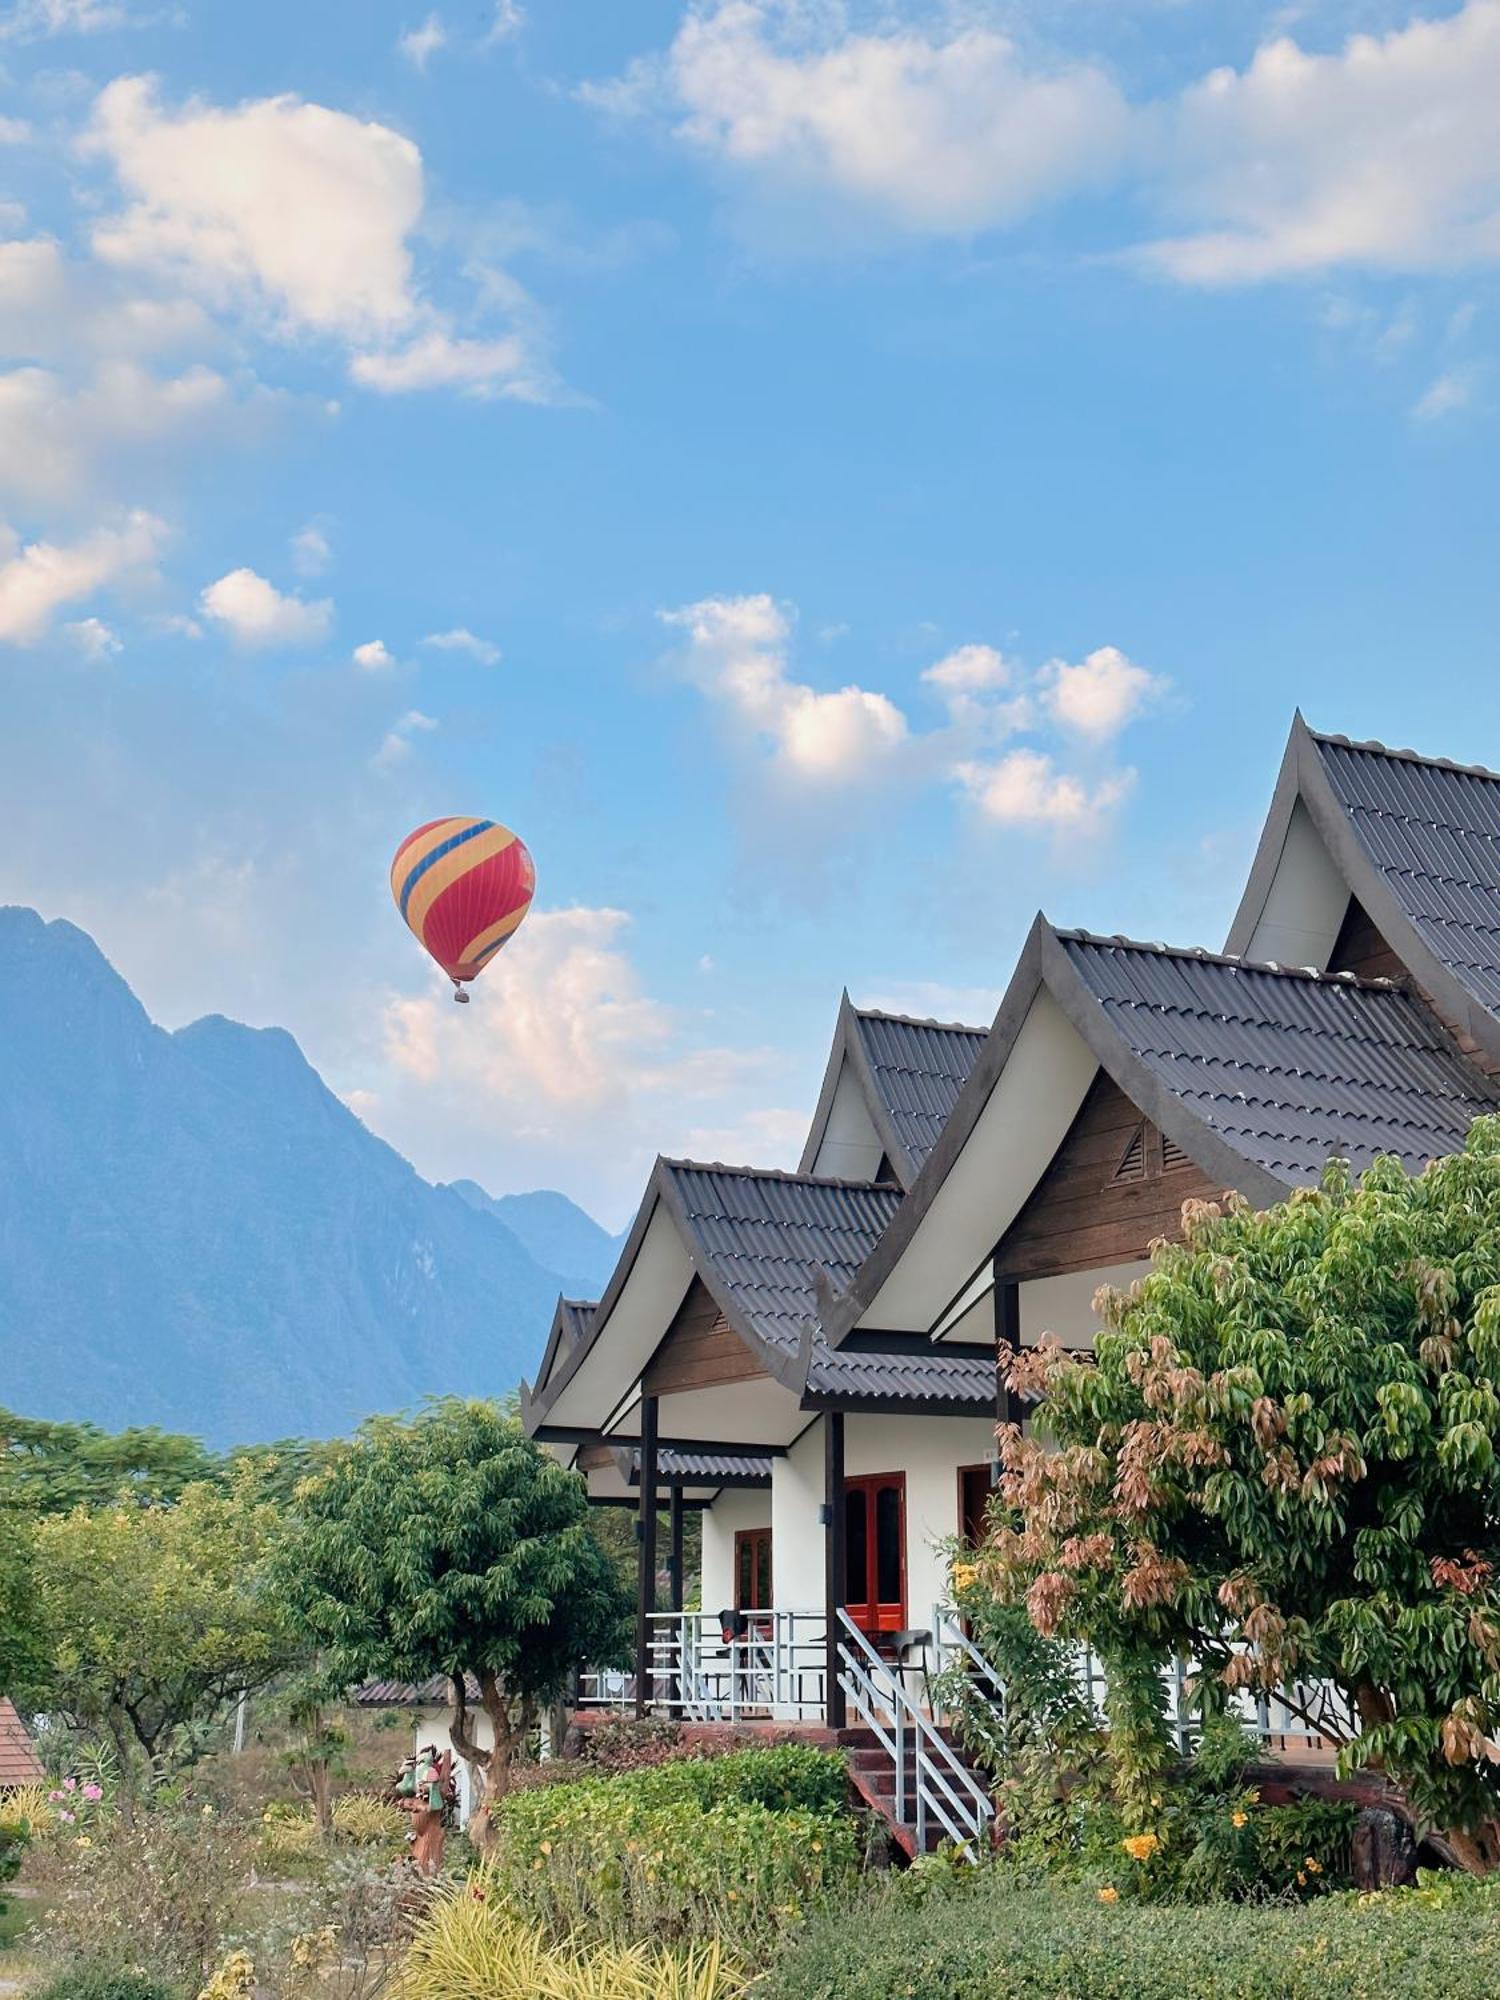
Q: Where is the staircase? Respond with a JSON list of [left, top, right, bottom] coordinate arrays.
[[835, 1610, 997, 1861], [838, 1720, 995, 1858]]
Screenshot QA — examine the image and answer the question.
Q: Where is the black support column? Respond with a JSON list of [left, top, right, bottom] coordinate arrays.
[[823, 1408, 847, 1731], [635, 1393, 659, 1718], [994, 1262, 1021, 1444]]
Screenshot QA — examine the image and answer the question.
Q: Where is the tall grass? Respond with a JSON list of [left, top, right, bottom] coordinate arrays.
[[390, 1880, 745, 2000]]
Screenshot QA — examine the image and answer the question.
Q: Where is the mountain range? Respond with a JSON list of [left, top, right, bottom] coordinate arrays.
[[0, 907, 623, 1445]]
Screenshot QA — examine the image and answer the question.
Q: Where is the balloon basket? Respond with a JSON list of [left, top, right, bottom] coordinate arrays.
[[453, 988, 470, 1005]]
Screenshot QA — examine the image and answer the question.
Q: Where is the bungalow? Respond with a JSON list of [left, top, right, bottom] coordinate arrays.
[[521, 717, 1500, 1849]]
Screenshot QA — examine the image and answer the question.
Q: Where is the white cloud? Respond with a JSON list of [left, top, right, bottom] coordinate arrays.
[[1412, 366, 1476, 419], [662, 592, 907, 781], [198, 567, 332, 648], [602, 1, 1129, 236], [1041, 645, 1165, 739], [290, 521, 331, 576], [63, 614, 121, 660], [81, 76, 558, 398], [861, 980, 1003, 1028], [420, 626, 501, 665], [348, 327, 545, 400], [353, 638, 397, 671], [1142, 2, 1500, 283], [484, 0, 523, 45], [0, 509, 165, 645], [953, 748, 1134, 830], [372, 707, 437, 770], [0, 0, 149, 38], [921, 643, 1012, 695], [398, 12, 447, 69]]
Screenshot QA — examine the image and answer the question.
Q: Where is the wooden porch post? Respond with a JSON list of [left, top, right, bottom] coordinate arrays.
[[823, 1408, 846, 1731], [635, 1393, 659, 1719]]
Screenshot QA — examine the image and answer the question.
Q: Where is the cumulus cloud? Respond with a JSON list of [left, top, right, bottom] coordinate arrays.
[[1142, 2, 1500, 283], [0, 0, 153, 38], [594, 1, 1129, 236], [352, 638, 397, 671], [663, 592, 907, 781], [952, 748, 1134, 831], [662, 591, 1159, 851], [591, 0, 1500, 286], [81, 76, 555, 398], [0, 509, 165, 645], [1041, 644, 1165, 739], [420, 626, 501, 665], [1412, 366, 1477, 419], [379, 904, 776, 1211], [198, 567, 332, 648], [0, 359, 237, 506]]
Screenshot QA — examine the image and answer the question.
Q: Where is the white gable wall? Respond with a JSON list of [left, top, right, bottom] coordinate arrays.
[[806, 1057, 886, 1182], [1240, 798, 1348, 970]]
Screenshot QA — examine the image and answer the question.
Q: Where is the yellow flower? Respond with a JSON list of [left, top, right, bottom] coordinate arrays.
[[1247, 1789, 1260, 1804], [811, 1839, 822, 1853], [74, 1835, 92, 1848], [1297, 1870, 1308, 1887], [952, 1562, 979, 1591], [1121, 1833, 1160, 1862], [1231, 1812, 1248, 1829], [1097, 1886, 1119, 1904], [1305, 1857, 1322, 1875]]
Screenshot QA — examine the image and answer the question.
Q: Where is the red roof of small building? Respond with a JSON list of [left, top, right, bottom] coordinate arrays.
[[0, 1699, 43, 1787]]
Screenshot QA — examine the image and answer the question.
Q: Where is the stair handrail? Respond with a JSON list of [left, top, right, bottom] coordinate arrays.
[[931, 1603, 1009, 1726], [836, 1609, 994, 1859]]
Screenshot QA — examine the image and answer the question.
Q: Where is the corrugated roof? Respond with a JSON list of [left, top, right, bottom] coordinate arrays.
[[657, 1448, 773, 1482], [1313, 731, 1500, 1012], [1059, 929, 1500, 1183], [851, 1009, 989, 1174], [0, 1698, 43, 1787], [557, 1298, 597, 1347], [662, 1161, 993, 1408], [354, 1673, 478, 1708]]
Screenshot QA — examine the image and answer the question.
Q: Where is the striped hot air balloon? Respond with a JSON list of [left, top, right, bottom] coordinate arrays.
[[390, 817, 535, 1002]]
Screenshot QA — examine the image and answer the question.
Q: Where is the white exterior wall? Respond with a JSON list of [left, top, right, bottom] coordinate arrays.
[[845, 1414, 996, 1632], [769, 1411, 996, 1626], [700, 1487, 772, 1614]]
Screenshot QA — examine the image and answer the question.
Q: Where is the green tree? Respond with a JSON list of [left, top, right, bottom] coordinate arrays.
[[0, 1409, 218, 1515], [28, 1475, 297, 1784], [274, 1398, 630, 1810], [983, 1118, 1500, 1875]]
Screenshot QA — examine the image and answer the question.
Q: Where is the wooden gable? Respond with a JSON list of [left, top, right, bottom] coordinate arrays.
[[993, 1072, 1220, 1283], [642, 1276, 769, 1397]]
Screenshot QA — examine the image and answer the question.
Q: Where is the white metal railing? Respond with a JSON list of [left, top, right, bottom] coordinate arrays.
[[578, 1610, 827, 1721], [837, 1609, 994, 1860]]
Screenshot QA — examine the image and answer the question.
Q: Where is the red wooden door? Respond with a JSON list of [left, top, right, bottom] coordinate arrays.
[[734, 1527, 772, 1612], [843, 1472, 906, 1633]]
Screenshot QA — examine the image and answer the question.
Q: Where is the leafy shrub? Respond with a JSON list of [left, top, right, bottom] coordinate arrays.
[[756, 1877, 1500, 1999], [493, 1751, 857, 1960], [28, 1968, 185, 2000], [576, 1718, 686, 1772], [0, 1817, 28, 1884], [256, 1800, 322, 1870], [391, 1885, 745, 1999]]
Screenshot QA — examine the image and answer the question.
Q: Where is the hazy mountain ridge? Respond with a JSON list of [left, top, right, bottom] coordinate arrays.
[[0, 907, 618, 1444]]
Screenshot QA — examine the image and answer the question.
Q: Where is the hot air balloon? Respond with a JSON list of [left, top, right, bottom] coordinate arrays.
[[390, 817, 535, 1003]]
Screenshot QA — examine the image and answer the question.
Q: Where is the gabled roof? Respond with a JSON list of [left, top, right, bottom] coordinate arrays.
[[1060, 929, 1500, 1185], [522, 1157, 996, 1432], [799, 993, 988, 1189], [0, 1698, 42, 1787], [1228, 716, 1500, 1065], [822, 914, 1500, 1344], [531, 1296, 597, 1403]]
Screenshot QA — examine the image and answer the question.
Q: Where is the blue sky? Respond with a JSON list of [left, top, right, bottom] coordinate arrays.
[[1, 0, 1497, 1223]]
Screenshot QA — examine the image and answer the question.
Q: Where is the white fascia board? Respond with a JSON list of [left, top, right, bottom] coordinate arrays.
[[1241, 798, 1348, 971], [854, 987, 1097, 1333], [544, 1199, 693, 1430]]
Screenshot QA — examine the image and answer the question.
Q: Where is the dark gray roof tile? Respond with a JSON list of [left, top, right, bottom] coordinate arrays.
[[851, 1010, 988, 1174], [1059, 930, 1500, 1182]]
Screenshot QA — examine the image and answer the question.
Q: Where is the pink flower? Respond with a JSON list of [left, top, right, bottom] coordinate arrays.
[[47, 1791, 63, 1803], [59, 1811, 75, 1824], [82, 1785, 102, 1802], [63, 1779, 77, 1793]]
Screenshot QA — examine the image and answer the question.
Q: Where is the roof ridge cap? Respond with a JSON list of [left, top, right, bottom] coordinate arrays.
[[1055, 926, 1404, 990], [852, 1003, 989, 1035], [659, 1156, 904, 1192], [1309, 728, 1500, 785]]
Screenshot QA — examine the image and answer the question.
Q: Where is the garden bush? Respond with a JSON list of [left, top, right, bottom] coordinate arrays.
[[391, 1886, 745, 1998], [755, 1877, 1500, 1999], [492, 1749, 857, 1959], [28, 1968, 185, 2000]]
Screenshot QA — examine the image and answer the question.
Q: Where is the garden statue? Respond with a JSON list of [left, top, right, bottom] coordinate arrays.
[[394, 1743, 456, 1876]]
